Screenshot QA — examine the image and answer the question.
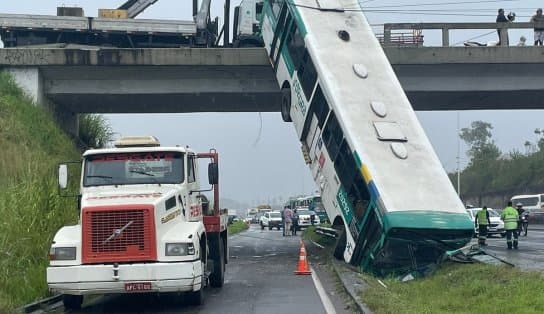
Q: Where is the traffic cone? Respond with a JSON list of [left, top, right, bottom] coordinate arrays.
[[294, 241, 311, 275]]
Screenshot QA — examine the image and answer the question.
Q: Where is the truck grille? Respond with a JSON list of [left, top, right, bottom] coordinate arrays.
[[82, 205, 156, 264]]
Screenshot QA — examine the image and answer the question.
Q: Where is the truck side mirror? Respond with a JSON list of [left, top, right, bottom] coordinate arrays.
[[58, 164, 68, 189], [208, 162, 218, 185]]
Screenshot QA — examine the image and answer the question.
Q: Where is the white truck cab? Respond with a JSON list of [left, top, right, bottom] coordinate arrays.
[[47, 136, 227, 309]]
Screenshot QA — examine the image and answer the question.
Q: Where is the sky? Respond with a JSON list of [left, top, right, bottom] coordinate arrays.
[[1, 0, 544, 205]]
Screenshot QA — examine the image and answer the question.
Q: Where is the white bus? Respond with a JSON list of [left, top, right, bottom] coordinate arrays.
[[260, 0, 473, 275], [511, 194, 544, 213]]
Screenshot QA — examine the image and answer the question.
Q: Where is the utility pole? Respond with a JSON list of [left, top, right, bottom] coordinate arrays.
[[456, 111, 461, 198]]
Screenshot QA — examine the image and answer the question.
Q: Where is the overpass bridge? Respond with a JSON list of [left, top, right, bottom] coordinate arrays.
[[1, 44, 543, 132]]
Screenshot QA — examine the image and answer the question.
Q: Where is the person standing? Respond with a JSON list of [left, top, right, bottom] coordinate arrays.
[[476, 206, 491, 246], [501, 201, 519, 249], [496, 8, 509, 45], [284, 207, 293, 237], [292, 209, 299, 236], [531, 8, 544, 45], [516, 203, 526, 236]]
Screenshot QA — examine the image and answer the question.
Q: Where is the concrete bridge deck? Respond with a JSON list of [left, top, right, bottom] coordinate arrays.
[[0, 46, 543, 113]]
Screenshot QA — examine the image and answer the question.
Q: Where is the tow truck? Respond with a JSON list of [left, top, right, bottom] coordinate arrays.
[[47, 136, 228, 309]]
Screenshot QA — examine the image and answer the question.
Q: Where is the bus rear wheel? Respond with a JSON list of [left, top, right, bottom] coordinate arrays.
[[281, 87, 292, 122]]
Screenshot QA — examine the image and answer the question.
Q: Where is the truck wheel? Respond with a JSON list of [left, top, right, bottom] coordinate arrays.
[[63, 294, 83, 310], [281, 87, 292, 122], [333, 229, 347, 260], [277, 225, 280, 231], [260, 223, 264, 230], [209, 240, 225, 288], [268, 225, 273, 230]]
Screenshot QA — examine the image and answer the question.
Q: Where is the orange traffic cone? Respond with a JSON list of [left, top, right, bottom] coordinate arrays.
[[294, 241, 312, 275]]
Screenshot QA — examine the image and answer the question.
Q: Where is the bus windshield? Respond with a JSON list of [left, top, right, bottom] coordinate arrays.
[[83, 152, 184, 186]]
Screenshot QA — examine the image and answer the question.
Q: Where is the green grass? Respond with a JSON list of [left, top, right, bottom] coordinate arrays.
[[302, 225, 337, 247], [228, 220, 249, 235], [0, 71, 83, 311], [361, 262, 544, 314]]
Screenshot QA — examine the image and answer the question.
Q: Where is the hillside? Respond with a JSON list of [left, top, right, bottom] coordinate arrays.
[[0, 71, 81, 311]]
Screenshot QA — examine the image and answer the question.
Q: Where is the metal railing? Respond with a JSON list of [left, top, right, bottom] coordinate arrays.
[[315, 226, 338, 238], [382, 22, 544, 47]]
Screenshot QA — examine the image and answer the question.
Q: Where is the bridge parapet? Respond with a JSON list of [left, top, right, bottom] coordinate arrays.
[[382, 22, 544, 47]]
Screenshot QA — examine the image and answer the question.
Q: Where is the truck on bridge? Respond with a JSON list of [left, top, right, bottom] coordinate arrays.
[[47, 136, 227, 309], [0, 0, 218, 47]]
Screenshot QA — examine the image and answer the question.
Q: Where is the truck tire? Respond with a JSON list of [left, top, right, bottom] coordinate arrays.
[[268, 225, 273, 230], [333, 229, 347, 260], [63, 294, 83, 310], [260, 222, 265, 230], [209, 240, 225, 288], [281, 87, 292, 122]]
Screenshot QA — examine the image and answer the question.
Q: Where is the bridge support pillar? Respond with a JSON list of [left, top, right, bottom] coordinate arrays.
[[6, 67, 79, 136]]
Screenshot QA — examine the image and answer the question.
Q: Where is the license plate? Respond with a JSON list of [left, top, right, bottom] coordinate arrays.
[[125, 282, 152, 292]]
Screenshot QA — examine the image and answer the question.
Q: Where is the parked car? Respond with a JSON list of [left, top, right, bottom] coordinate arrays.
[[295, 209, 320, 230], [466, 208, 506, 237], [260, 211, 282, 230]]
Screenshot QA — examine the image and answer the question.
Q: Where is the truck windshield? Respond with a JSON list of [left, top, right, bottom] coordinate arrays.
[[83, 152, 184, 186]]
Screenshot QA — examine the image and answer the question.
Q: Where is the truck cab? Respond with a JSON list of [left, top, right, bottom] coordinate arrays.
[[47, 136, 227, 309]]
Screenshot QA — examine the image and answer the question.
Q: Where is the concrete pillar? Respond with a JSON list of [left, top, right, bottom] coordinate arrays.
[[6, 67, 45, 105], [6, 67, 79, 136]]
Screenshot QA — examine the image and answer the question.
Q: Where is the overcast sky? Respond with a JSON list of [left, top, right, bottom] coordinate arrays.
[[2, 0, 543, 205]]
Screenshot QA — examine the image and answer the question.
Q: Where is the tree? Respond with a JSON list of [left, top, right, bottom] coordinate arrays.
[[460, 121, 501, 165]]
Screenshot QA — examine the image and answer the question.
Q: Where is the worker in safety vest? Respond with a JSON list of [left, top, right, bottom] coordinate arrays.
[[501, 201, 519, 249], [476, 206, 491, 246]]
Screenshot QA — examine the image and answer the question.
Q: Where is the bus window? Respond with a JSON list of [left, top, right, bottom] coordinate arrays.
[[271, 0, 283, 17], [311, 85, 329, 128], [286, 24, 305, 70], [270, 3, 291, 67], [299, 51, 318, 99], [335, 141, 371, 223], [322, 111, 343, 161]]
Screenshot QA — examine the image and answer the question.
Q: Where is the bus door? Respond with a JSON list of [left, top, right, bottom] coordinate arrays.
[[269, 2, 292, 71]]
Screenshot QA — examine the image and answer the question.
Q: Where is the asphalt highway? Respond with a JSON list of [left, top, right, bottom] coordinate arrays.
[[63, 225, 347, 313]]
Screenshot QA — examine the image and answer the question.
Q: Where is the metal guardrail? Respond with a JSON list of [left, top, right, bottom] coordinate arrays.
[[382, 22, 544, 47], [315, 226, 338, 238]]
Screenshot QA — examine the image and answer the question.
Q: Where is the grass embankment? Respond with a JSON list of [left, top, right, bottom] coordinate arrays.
[[0, 71, 80, 311], [362, 262, 544, 313], [302, 226, 544, 313], [227, 221, 249, 235]]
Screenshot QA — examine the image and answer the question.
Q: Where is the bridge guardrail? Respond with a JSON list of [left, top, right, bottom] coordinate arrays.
[[315, 226, 338, 238], [382, 22, 544, 47]]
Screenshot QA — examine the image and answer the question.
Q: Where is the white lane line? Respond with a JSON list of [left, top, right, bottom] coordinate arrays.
[[310, 266, 337, 314]]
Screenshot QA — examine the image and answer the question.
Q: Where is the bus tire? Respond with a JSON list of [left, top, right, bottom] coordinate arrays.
[[281, 87, 292, 122], [333, 229, 347, 260]]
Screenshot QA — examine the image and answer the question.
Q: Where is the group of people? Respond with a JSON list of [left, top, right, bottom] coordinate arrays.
[[496, 8, 544, 46], [475, 201, 528, 250], [282, 207, 299, 236]]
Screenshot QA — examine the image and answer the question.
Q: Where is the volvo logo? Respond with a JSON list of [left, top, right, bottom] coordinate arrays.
[[102, 221, 133, 245]]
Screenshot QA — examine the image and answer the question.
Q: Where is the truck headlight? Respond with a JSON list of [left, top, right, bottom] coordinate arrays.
[[165, 243, 195, 256], [49, 247, 76, 260]]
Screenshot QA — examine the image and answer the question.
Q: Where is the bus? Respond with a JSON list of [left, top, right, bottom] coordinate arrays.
[[259, 0, 474, 275], [511, 194, 544, 213]]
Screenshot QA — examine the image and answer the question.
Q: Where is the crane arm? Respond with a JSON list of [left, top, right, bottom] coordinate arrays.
[[118, 0, 159, 18]]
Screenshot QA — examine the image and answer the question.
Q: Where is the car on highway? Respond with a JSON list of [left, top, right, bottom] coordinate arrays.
[[260, 211, 282, 230], [466, 207, 506, 237], [295, 209, 320, 230]]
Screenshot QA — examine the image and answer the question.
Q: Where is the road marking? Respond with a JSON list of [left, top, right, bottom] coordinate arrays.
[[310, 266, 337, 314]]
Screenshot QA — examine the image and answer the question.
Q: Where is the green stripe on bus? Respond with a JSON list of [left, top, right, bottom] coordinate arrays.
[[287, 0, 308, 36], [382, 211, 474, 232], [336, 186, 354, 224], [353, 152, 363, 169]]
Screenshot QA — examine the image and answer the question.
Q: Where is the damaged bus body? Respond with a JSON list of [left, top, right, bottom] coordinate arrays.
[[259, 0, 474, 275]]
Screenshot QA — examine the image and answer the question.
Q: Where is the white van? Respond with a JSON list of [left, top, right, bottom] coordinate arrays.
[[510, 194, 544, 213]]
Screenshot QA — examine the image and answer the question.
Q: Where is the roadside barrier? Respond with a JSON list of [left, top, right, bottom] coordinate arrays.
[[315, 226, 338, 238], [294, 241, 312, 275]]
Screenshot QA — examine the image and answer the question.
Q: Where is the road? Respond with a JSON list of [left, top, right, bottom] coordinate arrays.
[[62, 225, 348, 314], [471, 225, 544, 271]]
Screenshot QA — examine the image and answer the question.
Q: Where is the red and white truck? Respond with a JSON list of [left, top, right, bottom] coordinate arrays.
[[47, 136, 228, 309]]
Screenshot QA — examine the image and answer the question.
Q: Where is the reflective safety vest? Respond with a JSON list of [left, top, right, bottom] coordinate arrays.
[[501, 206, 519, 230], [477, 209, 488, 225]]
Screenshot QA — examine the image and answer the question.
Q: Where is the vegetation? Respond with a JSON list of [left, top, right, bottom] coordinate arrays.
[[0, 71, 111, 311], [227, 220, 249, 235], [302, 225, 336, 247], [78, 114, 114, 149], [361, 262, 544, 314], [450, 120, 544, 204]]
